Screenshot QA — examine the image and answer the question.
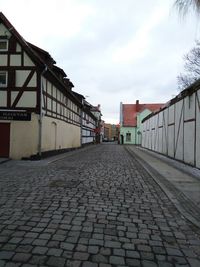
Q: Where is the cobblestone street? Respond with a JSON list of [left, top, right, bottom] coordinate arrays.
[[0, 144, 200, 267]]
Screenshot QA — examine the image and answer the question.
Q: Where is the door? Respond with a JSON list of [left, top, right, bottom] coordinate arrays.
[[0, 123, 10, 158], [51, 122, 57, 150]]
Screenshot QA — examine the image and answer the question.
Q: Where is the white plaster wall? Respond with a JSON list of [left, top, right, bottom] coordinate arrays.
[[27, 72, 37, 87], [16, 43, 22, 52], [167, 125, 174, 158], [141, 88, 200, 168], [0, 91, 7, 106], [24, 52, 35, 66], [168, 104, 175, 124], [196, 91, 200, 168], [42, 116, 81, 152], [175, 100, 184, 161], [0, 23, 11, 37], [163, 109, 168, 155], [158, 127, 163, 153], [184, 121, 195, 165], [17, 92, 37, 108], [10, 54, 21, 66], [184, 94, 195, 121], [6, 113, 39, 159], [16, 70, 30, 87], [0, 55, 8, 66]]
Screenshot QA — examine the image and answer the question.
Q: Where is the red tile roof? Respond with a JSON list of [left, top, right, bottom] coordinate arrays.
[[123, 102, 164, 127]]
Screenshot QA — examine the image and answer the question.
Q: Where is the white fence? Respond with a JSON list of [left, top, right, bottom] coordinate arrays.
[[142, 83, 200, 168]]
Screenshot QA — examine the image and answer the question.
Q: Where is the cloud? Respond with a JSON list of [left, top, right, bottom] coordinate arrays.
[[1, 0, 199, 123], [112, 4, 169, 63]]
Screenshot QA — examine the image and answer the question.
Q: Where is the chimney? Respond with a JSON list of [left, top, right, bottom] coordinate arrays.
[[136, 100, 139, 112]]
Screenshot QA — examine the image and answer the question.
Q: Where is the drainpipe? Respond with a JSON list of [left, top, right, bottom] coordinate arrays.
[[80, 108, 83, 147], [38, 65, 48, 158]]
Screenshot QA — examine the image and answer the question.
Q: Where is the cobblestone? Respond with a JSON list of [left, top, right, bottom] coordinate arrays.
[[0, 144, 200, 266]]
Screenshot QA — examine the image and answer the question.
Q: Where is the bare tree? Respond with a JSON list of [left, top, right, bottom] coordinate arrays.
[[174, 0, 200, 15], [177, 41, 200, 90]]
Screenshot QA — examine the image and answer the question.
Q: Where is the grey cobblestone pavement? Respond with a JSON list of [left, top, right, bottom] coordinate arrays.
[[0, 144, 200, 267]]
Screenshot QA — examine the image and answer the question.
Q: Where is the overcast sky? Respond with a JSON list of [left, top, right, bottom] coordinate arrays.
[[1, 0, 200, 123]]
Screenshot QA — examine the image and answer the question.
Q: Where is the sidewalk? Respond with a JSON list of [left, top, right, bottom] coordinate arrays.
[[0, 158, 10, 164], [125, 145, 200, 229]]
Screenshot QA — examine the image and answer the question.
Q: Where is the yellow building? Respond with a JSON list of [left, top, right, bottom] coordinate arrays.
[[104, 123, 118, 141], [0, 13, 82, 159]]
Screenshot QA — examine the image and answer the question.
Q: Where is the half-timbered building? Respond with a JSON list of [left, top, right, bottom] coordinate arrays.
[[0, 13, 82, 159], [72, 92, 97, 145]]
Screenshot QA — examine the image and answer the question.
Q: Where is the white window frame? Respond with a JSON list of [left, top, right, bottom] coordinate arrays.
[[0, 71, 8, 87], [126, 132, 131, 142], [0, 39, 8, 51]]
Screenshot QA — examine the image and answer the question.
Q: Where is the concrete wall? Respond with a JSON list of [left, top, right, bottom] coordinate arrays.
[[142, 88, 200, 168], [42, 116, 81, 152]]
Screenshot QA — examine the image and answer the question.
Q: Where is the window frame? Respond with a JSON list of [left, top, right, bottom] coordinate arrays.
[[0, 71, 8, 87], [0, 39, 8, 51], [126, 132, 131, 142]]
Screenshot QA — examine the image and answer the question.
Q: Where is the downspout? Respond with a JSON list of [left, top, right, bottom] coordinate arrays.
[[38, 65, 48, 158], [80, 105, 83, 147]]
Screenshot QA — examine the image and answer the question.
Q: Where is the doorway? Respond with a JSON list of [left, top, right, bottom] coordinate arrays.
[[0, 123, 10, 157]]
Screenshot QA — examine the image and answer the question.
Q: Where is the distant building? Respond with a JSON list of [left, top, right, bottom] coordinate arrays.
[[90, 104, 103, 143], [104, 123, 118, 141], [119, 100, 164, 145]]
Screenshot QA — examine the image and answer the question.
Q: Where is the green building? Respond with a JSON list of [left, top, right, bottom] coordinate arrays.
[[119, 100, 164, 145]]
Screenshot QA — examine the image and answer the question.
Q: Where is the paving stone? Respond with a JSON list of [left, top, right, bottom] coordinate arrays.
[[32, 246, 48, 255], [89, 239, 104, 246], [75, 244, 87, 252], [12, 253, 31, 262], [0, 260, 5, 267], [109, 255, 125, 265], [2, 244, 17, 251], [187, 257, 200, 267], [100, 248, 111, 256], [82, 262, 98, 267], [122, 243, 135, 250], [9, 237, 22, 244], [126, 257, 142, 267], [99, 264, 112, 267], [166, 247, 183, 256], [73, 252, 89, 261], [157, 262, 173, 267], [16, 245, 33, 253], [47, 248, 63, 256], [140, 251, 154, 260], [88, 245, 99, 254], [60, 242, 75, 251], [0, 251, 15, 260], [92, 254, 108, 263], [46, 256, 66, 267], [142, 260, 158, 267], [31, 239, 48, 246], [126, 250, 140, 259], [65, 260, 81, 267], [5, 263, 21, 267], [104, 241, 121, 248], [113, 248, 125, 256], [29, 255, 47, 265]]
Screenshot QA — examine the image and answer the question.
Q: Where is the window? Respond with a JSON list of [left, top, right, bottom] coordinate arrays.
[[126, 132, 131, 142], [0, 40, 8, 51], [0, 72, 7, 87]]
